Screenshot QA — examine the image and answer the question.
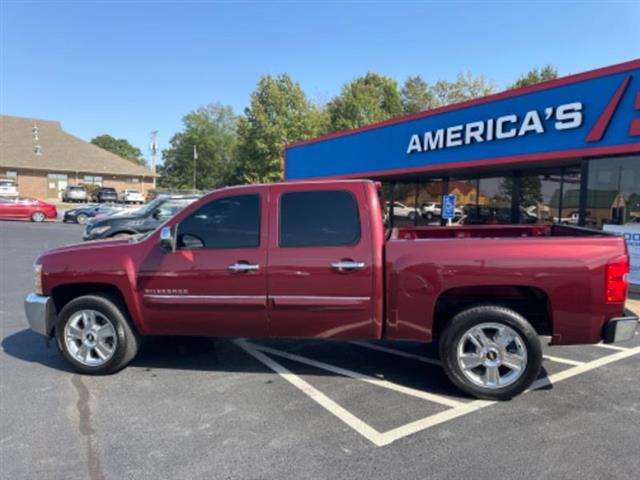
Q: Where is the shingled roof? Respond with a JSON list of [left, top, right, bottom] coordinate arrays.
[[0, 115, 156, 177]]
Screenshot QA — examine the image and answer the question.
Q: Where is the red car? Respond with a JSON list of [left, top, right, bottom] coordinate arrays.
[[0, 196, 58, 222], [24, 180, 636, 400]]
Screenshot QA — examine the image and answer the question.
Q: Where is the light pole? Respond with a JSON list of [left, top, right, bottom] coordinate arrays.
[[149, 130, 158, 189], [193, 145, 198, 193]]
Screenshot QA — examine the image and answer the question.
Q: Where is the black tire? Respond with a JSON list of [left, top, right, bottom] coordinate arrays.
[[55, 294, 140, 374], [425, 212, 434, 221], [76, 213, 88, 225], [408, 211, 417, 221], [439, 305, 542, 401], [31, 211, 46, 222]]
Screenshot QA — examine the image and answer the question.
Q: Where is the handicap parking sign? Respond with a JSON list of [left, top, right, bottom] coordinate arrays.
[[442, 194, 456, 220]]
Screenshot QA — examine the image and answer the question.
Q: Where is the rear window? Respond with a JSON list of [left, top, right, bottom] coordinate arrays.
[[101, 188, 116, 193], [279, 190, 360, 247]]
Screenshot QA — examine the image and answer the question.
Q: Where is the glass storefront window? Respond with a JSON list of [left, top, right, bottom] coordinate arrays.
[[587, 156, 640, 228], [392, 182, 418, 227], [416, 180, 444, 226], [522, 170, 563, 224]]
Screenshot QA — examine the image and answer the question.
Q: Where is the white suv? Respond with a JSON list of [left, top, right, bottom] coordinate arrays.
[[119, 189, 144, 204], [0, 178, 18, 197]]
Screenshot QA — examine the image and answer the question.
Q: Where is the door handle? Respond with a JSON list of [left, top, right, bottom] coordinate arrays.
[[228, 263, 260, 273], [331, 260, 365, 272]]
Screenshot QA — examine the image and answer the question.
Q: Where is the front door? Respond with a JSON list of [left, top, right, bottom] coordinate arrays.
[[137, 188, 269, 337], [267, 184, 375, 339]]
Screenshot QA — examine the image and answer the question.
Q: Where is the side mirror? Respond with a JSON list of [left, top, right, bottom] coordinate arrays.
[[159, 226, 177, 252], [152, 209, 163, 220]]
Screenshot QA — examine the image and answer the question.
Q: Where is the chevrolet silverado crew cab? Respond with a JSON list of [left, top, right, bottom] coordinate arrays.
[[24, 180, 637, 400]]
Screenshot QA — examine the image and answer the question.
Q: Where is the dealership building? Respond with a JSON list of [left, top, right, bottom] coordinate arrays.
[[285, 59, 640, 231], [0, 115, 156, 200]]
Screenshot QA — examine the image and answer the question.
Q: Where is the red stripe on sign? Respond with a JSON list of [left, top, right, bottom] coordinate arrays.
[[631, 91, 640, 136], [586, 76, 632, 142]]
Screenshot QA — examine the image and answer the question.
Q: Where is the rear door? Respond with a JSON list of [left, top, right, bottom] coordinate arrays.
[[267, 183, 375, 339]]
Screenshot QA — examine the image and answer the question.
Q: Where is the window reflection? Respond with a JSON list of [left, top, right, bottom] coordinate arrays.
[[587, 156, 640, 228]]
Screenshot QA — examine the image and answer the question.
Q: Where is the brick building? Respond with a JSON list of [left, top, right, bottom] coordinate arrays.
[[0, 115, 156, 200]]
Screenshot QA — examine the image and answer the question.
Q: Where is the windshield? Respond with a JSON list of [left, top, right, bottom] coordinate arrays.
[[136, 197, 165, 216]]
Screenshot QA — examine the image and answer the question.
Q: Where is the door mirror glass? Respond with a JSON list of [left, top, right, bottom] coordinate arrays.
[[159, 226, 176, 252], [152, 209, 164, 220]]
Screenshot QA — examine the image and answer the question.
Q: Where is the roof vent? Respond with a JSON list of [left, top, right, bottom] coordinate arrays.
[[34, 145, 42, 155], [32, 124, 39, 140]]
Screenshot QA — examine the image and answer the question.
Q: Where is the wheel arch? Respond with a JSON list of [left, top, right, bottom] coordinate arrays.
[[432, 285, 552, 341], [50, 283, 140, 335]]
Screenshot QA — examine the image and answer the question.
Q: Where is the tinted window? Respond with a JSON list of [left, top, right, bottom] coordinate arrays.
[[178, 195, 260, 249], [155, 198, 197, 220], [280, 190, 360, 247]]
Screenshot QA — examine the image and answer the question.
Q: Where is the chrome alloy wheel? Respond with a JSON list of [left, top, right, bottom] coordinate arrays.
[[456, 322, 528, 389], [32, 211, 45, 222], [64, 310, 118, 367]]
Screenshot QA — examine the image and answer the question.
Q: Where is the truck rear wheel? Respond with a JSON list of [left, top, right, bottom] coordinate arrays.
[[439, 305, 542, 401], [55, 294, 140, 374]]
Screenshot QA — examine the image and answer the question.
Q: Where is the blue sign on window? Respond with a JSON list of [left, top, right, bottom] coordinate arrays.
[[442, 194, 456, 220]]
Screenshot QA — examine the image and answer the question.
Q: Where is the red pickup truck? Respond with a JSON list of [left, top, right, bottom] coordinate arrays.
[[24, 180, 637, 400]]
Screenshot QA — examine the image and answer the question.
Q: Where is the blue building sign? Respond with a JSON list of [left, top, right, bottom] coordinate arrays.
[[285, 60, 640, 180]]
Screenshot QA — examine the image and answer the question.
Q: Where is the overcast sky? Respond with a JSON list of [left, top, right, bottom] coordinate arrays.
[[2, 0, 639, 161]]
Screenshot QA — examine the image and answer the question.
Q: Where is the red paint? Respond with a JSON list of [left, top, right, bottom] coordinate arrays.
[[287, 59, 640, 150], [630, 91, 640, 136], [0, 197, 57, 221], [37, 180, 629, 346], [586, 76, 632, 142]]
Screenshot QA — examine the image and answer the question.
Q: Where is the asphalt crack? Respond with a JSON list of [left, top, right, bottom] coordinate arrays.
[[71, 375, 105, 480]]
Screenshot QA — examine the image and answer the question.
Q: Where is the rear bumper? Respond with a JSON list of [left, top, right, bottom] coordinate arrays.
[[24, 293, 56, 337], [603, 309, 639, 343]]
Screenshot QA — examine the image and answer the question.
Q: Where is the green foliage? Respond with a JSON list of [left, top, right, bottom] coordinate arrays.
[[159, 103, 238, 190], [327, 73, 403, 131], [401, 76, 437, 114], [509, 65, 558, 89], [233, 74, 321, 183], [90, 134, 145, 166], [81, 183, 100, 201], [431, 72, 496, 106]]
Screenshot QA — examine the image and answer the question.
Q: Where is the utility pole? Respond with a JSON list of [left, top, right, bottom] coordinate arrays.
[[193, 145, 198, 193], [149, 130, 158, 189]]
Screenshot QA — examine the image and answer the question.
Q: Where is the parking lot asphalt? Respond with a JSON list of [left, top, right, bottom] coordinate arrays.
[[1, 220, 640, 480]]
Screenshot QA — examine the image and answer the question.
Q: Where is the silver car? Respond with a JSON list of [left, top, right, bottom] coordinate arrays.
[[62, 185, 88, 203]]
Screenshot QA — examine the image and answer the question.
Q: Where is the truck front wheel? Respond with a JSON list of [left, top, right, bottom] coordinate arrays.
[[55, 294, 140, 374], [439, 305, 542, 401]]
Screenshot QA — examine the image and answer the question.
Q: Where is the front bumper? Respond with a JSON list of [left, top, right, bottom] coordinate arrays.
[[603, 309, 639, 343], [24, 293, 56, 337]]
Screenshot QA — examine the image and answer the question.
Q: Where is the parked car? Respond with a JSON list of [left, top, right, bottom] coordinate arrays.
[[82, 194, 199, 240], [25, 180, 636, 401], [420, 202, 463, 220], [0, 178, 19, 197], [63, 204, 123, 225], [0, 196, 57, 222], [95, 187, 118, 203], [61, 185, 88, 203], [387, 201, 416, 220], [119, 189, 144, 204]]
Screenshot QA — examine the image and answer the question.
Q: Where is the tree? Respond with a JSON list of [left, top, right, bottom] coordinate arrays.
[[327, 73, 403, 131], [159, 103, 238, 190], [90, 134, 146, 166], [233, 74, 321, 183], [431, 72, 496, 106], [401, 76, 438, 114], [509, 65, 558, 89]]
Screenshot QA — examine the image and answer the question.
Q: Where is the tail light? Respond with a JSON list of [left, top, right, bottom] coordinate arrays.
[[605, 255, 629, 303]]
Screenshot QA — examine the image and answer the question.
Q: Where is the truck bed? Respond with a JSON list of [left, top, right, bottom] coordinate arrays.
[[391, 224, 612, 240]]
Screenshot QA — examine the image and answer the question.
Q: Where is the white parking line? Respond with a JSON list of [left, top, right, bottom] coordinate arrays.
[[542, 354, 585, 366], [234, 339, 384, 445], [593, 343, 630, 352], [349, 341, 442, 366], [235, 339, 640, 447], [250, 343, 464, 408]]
